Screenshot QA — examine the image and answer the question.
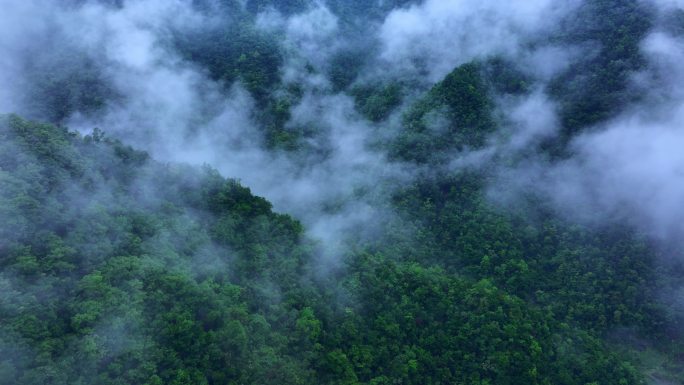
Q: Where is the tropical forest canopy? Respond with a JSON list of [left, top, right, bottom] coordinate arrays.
[[0, 0, 683, 384]]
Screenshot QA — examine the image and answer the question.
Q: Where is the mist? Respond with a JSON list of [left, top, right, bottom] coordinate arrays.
[[5, 0, 684, 383], [378, 0, 581, 82], [1, 0, 684, 260], [455, 0, 684, 252]]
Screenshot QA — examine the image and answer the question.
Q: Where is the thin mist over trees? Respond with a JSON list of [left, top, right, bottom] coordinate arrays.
[[1, 0, 683, 384]]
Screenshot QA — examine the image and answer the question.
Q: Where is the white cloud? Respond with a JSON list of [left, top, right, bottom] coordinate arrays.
[[378, 0, 580, 82]]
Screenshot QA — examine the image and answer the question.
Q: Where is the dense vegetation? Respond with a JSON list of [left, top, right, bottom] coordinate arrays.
[[0, 115, 659, 385], [549, 0, 653, 142], [2, 0, 684, 384]]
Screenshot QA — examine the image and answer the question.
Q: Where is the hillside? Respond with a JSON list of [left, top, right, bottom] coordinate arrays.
[[1, 0, 684, 384]]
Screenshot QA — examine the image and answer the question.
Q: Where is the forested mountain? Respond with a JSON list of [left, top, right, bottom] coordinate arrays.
[[1, 0, 683, 384]]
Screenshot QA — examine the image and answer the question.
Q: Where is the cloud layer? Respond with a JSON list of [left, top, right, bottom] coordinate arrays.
[[378, 0, 581, 82], [3, 0, 684, 256]]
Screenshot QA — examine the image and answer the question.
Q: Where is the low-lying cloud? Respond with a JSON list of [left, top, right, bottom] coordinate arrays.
[[378, 0, 581, 82], [471, 1, 684, 248], [4, 0, 684, 259]]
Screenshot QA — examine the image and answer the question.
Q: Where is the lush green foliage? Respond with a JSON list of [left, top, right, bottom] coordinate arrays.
[[391, 63, 495, 163], [0, 111, 661, 384], [2, 0, 683, 384], [174, 23, 282, 104], [0, 115, 314, 385], [550, 0, 653, 137]]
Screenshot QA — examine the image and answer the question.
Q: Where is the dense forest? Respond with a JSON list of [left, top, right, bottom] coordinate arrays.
[[1, 0, 684, 384]]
